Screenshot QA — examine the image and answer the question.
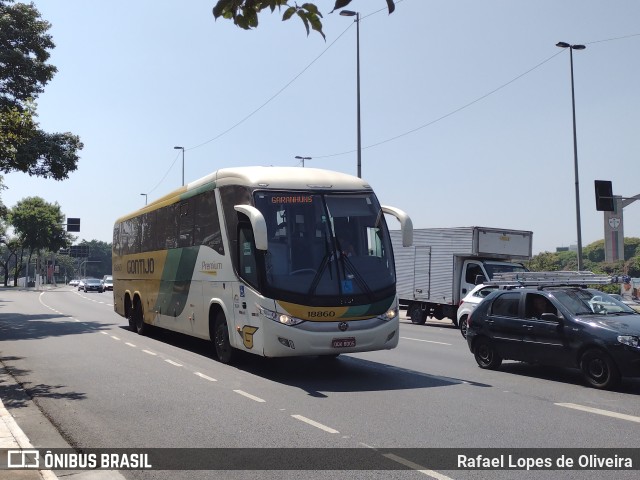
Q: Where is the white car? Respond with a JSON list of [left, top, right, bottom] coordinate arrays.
[[457, 284, 499, 338]]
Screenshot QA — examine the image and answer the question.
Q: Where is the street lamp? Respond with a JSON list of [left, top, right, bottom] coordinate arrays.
[[140, 193, 147, 205], [295, 155, 311, 167], [174, 146, 185, 186], [340, 10, 361, 178], [556, 41, 586, 271]]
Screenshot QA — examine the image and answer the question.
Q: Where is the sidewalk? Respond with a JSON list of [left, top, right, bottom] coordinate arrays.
[[0, 365, 125, 480], [0, 396, 56, 480]]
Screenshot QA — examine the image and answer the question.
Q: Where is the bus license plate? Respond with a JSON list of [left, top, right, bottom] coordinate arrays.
[[332, 337, 356, 348]]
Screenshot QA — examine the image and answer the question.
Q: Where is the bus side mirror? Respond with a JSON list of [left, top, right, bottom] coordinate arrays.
[[381, 206, 413, 247], [234, 205, 268, 251]]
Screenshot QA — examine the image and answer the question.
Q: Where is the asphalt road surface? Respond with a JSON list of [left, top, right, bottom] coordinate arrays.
[[1, 286, 639, 480]]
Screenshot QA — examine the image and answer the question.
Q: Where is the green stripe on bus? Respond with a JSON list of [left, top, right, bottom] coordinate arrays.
[[154, 246, 201, 317]]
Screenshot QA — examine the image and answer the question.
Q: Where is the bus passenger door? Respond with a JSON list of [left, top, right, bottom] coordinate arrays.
[[233, 224, 265, 355]]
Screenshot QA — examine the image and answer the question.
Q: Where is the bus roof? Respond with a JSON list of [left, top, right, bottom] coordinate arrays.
[[206, 166, 369, 191], [115, 166, 372, 223]]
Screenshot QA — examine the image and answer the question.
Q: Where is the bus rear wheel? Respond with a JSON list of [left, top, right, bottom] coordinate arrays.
[[131, 297, 148, 335], [213, 312, 234, 364]]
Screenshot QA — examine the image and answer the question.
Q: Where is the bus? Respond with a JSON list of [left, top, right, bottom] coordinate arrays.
[[112, 166, 412, 363]]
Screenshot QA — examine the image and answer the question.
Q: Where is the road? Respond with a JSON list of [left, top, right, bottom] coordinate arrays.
[[1, 286, 639, 480]]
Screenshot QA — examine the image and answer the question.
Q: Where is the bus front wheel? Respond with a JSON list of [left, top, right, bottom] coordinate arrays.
[[213, 312, 234, 364]]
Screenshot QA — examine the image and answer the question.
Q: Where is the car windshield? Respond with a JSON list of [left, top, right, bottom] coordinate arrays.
[[553, 289, 637, 315], [483, 262, 527, 278], [86, 279, 100, 284]]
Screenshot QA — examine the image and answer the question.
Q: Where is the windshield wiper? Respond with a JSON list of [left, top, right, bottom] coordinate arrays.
[[308, 237, 335, 296]]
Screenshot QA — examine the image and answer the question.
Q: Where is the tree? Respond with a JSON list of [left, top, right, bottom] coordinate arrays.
[[212, 0, 396, 39], [0, 235, 20, 286], [8, 196, 72, 281], [0, 0, 83, 180]]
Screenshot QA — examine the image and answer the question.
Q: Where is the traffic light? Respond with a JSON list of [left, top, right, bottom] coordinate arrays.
[[67, 218, 80, 232], [594, 180, 614, 212]]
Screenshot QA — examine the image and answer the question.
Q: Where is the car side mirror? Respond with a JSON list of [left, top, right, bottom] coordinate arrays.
[[541, 312, 562, 324]]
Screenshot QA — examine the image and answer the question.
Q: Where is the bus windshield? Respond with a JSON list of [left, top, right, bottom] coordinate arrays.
[[254, 191, 396, 305]]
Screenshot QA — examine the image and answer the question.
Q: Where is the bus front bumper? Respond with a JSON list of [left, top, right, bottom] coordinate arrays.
[[261, 317, 399, 357]]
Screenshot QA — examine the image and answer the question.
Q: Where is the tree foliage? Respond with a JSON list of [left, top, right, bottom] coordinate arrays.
[[212, 0, 396, 39], [0, 0, 83, 180], [526, 238, 640, 278], [8, 196, 71, 254]]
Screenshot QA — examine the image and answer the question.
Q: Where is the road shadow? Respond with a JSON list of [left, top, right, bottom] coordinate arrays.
[[121, 325, 491, 397], [0, 359, 87, 409], [0, 313, 114, 341], [498, 361, 640, 395]]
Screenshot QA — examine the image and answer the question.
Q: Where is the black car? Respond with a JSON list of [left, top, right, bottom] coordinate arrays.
[[83, 278, 104, 293], [466, 286, 640, 389]]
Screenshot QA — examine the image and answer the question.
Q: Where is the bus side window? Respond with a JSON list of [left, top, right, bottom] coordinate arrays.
[[193, 190, 224, 255], [178, 201, 194, 248], [238, 224, 259, 289], [113, 223, 121, 256], [141, 211, 156, 253]]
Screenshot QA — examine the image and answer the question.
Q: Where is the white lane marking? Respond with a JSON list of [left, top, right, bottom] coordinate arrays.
[[142, 350, 157, 356], [111, 336, 120, 341], [194, 372, 217, 382], [125, 342, 136, 348], [401, 336, 452, 346], [556, 403, 640, 423], [383, 453, 453, 479], [165, 359, 182, 367], [100, 332, 109, 335], [291, 415, 339, 434], [234, 390, 266, 403]]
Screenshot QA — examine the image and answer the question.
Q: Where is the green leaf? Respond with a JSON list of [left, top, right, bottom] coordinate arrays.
[[330, 0, 351, 13], [301, 3, 320, 16], [386, 0, 396, 14], [307, 13, 325, 40], [282, 6, 296, 21], [296, 10, 310, 36], [212, 1, 229, 19]]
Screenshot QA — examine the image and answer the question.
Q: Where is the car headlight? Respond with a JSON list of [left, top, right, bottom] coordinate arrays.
[[377, 307, 398, 322], [258, 306, 305, 326], [617, 335, 640, 348]]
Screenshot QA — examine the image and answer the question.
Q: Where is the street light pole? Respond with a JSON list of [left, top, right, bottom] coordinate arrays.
[[556, 42, 586, 271], [340, 10, 361, 178], [295, 155, 311, 167], [174, 146, 185, 186], [140, 193, 148, 205]]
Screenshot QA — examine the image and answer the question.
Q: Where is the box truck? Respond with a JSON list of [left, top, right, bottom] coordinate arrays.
[[391, 227, 533, 325]]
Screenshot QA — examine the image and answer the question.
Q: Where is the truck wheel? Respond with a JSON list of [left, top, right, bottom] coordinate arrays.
[[408, 304, 426, 325]]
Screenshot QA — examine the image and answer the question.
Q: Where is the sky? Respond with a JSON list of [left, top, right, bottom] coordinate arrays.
[[3, 0, 640, 256]]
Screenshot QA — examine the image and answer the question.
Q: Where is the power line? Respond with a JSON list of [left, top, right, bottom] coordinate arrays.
[[144, 3, 399, 192], [312, 49, 566, 159]]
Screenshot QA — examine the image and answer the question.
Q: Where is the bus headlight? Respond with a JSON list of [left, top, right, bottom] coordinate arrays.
[[258, 306, 305, 326], [377, 307, 398, 322]]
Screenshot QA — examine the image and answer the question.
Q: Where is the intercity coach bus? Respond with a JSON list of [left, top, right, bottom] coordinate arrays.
[[112, 166, 412, 363]]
